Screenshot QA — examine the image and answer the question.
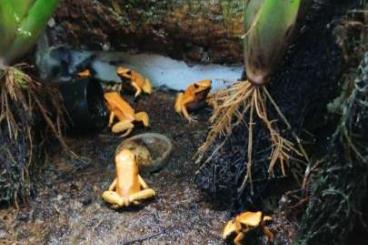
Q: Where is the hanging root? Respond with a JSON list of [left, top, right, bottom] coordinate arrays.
[[0, 64, 71, 205], [196, 80, 301, 191], [196, 81, 253, 162], [0, 64, 69, 151]]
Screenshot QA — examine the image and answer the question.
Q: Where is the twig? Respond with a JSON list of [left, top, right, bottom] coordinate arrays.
[[122, 230, 166, 245]]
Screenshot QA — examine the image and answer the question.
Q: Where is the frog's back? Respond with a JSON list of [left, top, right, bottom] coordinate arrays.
[[115, 150, 141, 197], [104, 92, 135, 120], [116, 167, 140, 196]]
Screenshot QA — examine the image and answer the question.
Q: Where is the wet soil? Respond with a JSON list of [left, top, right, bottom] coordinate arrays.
[[0, 91, 229, 244]]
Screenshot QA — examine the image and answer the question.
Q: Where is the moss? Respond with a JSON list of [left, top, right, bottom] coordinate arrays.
[[220, 0, 244, 25], [55, 0, 245, 63], [296, 53, 368, 245]]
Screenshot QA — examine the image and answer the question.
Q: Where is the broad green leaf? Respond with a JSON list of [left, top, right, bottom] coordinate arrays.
[[244, 0, 302, 85], [10, 0, 35, 20], [4, 0, 59, 64], [243, 0, 264, 31], [0, 0, 18, 56]]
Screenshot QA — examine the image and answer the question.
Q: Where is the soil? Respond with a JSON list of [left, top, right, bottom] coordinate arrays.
[[0, 91, 229, 244]]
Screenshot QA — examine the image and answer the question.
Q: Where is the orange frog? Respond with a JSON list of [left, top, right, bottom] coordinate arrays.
[[104, 91, 149, 136], [223, 211, 273, 245], [76, 69, 92, 78], [175, 79, 212, 122], [102, 149, 156, 208], [116, 66, 152, 97]]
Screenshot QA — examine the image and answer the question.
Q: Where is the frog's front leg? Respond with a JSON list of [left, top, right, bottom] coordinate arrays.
[[108, 178, 117, 191], [138, 175, 149, 189], [111, 119, 134, 136], [180, 101, 198, 123], [108, 111, 116, 127], [262, 226, 274, 243], [233, 232, 245, 245], [181, 104, 197, 122], [175, 93, 197, 122], [131, 82, 142, 97]]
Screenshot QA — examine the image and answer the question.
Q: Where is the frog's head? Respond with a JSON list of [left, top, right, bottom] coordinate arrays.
[[194, 79, 212, 93], [116, 66, 133, 80], [115, 149, 136, 168]]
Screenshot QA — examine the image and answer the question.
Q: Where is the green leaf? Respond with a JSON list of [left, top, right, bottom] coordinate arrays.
[[243, 0, 265, 31], [4, 0, 59, 64], [244, 0, 302, 85], [0, 0, 19, 56], [9, 0, 35, 20]]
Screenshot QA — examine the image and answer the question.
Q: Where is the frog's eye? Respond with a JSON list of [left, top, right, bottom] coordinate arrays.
[[194, 84, 199, 89], [126, 70, 132, 75]]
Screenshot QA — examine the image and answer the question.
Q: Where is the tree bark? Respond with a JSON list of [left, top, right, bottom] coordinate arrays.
[[51, 0, 244, 64]]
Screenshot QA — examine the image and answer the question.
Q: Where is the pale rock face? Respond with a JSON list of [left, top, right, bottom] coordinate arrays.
[[107, 53, 243, 91], [36, 46, 243, 91]]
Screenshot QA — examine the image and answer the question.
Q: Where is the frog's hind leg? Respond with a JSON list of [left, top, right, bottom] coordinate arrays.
[[129, 176, 156, 204], [175, 92, 184, 114], [111, 120, 134, 136], [142, 79, 152, 94], [128, 189, 156, 204], [135, 112, 149, 127], [102, 191, 124, 207]]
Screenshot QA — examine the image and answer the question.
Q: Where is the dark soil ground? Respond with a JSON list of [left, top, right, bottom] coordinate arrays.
[[0, 91, 229, 244]]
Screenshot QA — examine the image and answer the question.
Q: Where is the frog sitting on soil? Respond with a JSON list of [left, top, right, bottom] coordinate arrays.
[[104, 91, 149, 136], [102, 149, 156, 208], [223, 211, 273, 245], [175, 79, 212, 122], [116, 66, 152, 97]]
